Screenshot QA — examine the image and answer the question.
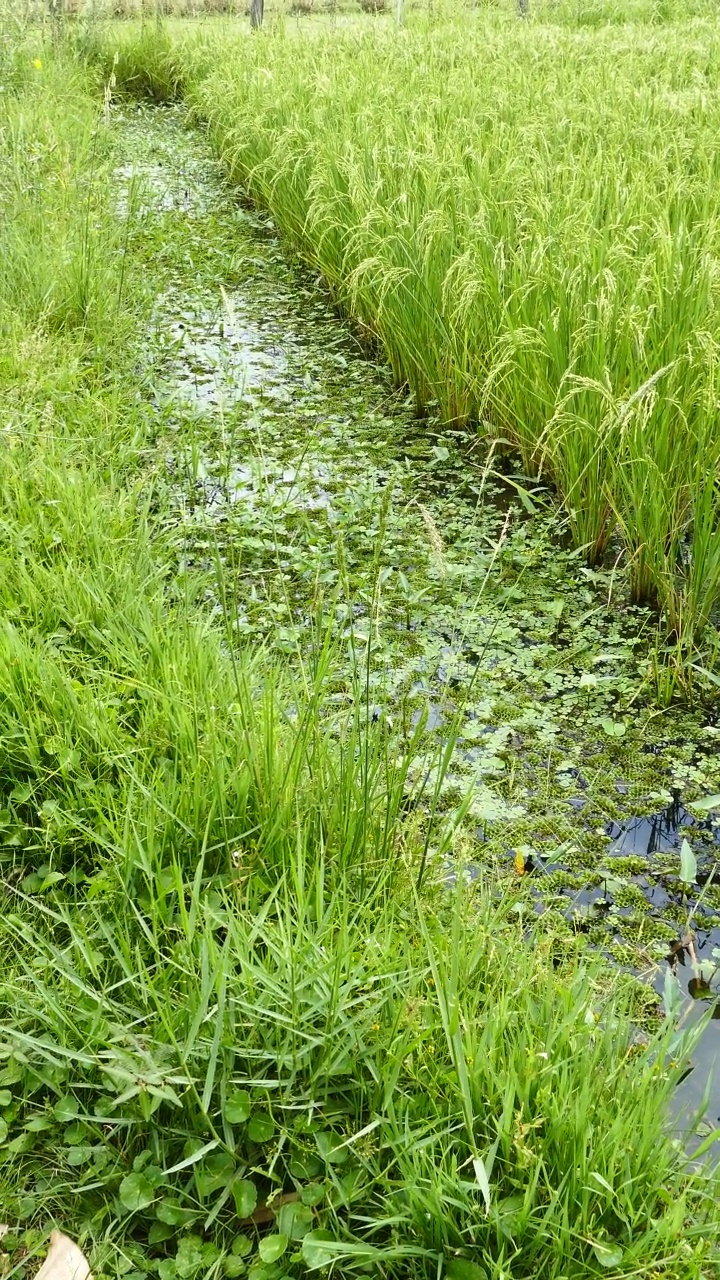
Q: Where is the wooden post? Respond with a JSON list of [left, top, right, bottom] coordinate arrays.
[[250, 0, 264, 28]]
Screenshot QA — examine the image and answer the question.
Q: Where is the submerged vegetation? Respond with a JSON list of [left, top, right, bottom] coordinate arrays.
[[2, 4, 720, 1279]]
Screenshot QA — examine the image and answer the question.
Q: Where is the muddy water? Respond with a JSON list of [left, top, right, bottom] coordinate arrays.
[[119, 104, 720, 1132]]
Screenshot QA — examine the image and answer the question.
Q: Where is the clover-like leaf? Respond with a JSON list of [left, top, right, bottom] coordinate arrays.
[[119, 1171, 155, 1212]]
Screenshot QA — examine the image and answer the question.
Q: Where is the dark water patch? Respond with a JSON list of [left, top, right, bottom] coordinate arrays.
[[561, 796, 720, 1120], [605, 796, 719, 858]]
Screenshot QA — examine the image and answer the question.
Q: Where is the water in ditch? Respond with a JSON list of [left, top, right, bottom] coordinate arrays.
[[119, 101, 720, 1137]]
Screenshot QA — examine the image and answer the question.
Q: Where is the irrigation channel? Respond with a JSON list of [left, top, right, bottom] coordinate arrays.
[[122, 103, 720, 1133]]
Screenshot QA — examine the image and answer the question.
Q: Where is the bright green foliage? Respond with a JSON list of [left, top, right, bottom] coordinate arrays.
[[0, 59, 123, 341], [1, 23, 720, 1280], [0, 56, 413, 886]]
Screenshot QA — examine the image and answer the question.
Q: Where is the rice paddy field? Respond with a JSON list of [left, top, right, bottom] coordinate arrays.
[[4, 2, 720, 1278], [191, 12, 720, 687]]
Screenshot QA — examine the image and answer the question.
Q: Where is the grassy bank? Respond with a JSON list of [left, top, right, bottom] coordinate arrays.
[[80, 10, 720, 694], [1, 25, 720, 1280]]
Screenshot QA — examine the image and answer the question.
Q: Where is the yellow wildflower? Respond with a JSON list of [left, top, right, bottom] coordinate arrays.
[[32, 59, 43, 70]]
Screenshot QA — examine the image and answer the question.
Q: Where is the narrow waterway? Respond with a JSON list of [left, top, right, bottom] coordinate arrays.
[[119, 102, 720, 1134]]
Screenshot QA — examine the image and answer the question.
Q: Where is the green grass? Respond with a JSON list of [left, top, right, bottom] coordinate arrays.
[[4, 855, 718, 1280], [79, 7, 720, 694], [1, 22, 720, 1280]]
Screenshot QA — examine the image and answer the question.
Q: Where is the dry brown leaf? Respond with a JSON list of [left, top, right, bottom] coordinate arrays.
[[34, 1233, 92, 1280], [0, 1226, 9, 1241]]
